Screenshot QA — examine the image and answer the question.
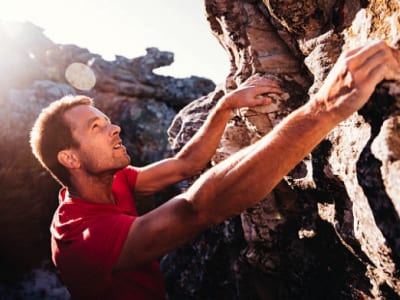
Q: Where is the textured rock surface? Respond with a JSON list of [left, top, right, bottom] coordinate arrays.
[[164, 0, 400, 299]]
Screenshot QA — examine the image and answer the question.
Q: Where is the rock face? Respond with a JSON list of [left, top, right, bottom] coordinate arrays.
[[164, 0, 400, 299], [0, 20, 215, 290]]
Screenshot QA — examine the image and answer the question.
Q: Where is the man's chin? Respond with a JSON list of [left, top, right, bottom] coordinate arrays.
[[109, 156, 131, 174], [119, 155, 131, 169], [110, 163, 129, 175], [124, 154, 131, 165]]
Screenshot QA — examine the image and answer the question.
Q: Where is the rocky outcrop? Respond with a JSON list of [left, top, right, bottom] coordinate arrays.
[[164, 0, 400, 299], [0, 20, 215, 291]]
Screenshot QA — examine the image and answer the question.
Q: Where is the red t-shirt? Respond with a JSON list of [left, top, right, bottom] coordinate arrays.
[[50, 166, 166, 299]]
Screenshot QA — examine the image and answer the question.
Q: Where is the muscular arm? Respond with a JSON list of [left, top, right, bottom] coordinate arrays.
[[134, 77, 281, 195], [115, 41, 400, 271]]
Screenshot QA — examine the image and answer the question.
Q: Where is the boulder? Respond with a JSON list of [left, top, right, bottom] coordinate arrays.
[[164, 1, 400, 299]]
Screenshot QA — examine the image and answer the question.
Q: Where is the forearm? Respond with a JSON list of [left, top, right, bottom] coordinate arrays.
[[135, 78, 280, 195], [185, 99, 337, 223], [175, 101, 232, 174], [174, 76, 281, 177]]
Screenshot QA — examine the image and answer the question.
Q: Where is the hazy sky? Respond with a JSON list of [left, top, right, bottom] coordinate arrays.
[[0, 0, 230, 83]]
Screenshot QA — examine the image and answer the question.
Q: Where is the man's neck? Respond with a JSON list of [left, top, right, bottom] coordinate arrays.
[[68, 172, 116, 204]]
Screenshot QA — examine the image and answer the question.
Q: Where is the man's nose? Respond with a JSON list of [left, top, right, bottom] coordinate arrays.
[[110, 124, 121, 135]]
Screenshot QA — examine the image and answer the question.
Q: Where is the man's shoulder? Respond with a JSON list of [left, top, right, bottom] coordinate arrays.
[[114, 165, 140, 188]]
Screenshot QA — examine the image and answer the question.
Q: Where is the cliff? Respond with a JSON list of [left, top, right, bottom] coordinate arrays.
[[164, 0, 400, 299]]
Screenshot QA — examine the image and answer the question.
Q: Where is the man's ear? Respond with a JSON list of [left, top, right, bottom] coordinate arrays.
[[57, 150, 80, 169]]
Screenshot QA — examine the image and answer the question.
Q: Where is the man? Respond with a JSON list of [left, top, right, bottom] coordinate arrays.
[[30, 41, 400, 299]]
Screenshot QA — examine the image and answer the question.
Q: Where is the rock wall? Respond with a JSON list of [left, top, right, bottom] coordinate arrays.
[[164, 0, 400, 299]]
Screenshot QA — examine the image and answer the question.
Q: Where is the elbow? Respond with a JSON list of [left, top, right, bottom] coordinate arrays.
[[194, 208, 225, 229], [184, 191, 229, 229], [182, 166, 204, 179], [176, 160, 205, 180], [198, 202, 238, 226], [181, 197, 217, 229]]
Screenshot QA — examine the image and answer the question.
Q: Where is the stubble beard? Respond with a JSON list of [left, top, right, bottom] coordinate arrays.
[[81, 151, 131, 177]]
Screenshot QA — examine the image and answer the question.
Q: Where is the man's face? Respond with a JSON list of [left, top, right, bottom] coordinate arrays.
[[63, 104, 131, 175]]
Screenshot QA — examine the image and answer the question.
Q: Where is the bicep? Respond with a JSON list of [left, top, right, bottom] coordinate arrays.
[[134, 158, 190, 195], [114, 195, 211, 271]]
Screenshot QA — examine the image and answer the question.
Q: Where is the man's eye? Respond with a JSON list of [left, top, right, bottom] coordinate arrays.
[[92, 124, 99, 129]]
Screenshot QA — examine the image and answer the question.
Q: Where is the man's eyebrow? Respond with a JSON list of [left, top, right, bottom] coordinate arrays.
[[86, 116, 100, 128], [86, 115, 111, 128]]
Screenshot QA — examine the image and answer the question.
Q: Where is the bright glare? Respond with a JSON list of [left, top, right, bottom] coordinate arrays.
[[65, 63, 96, 91], [0, 0, 229, 83]]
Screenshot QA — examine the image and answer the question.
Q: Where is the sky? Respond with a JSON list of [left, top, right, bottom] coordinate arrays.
[[0, 0, 230, 83]]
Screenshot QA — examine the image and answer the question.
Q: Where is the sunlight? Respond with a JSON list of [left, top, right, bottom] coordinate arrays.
[[0, 0, 230, 83], [1, 20, 25, 39], [0, 21, 34, 91]]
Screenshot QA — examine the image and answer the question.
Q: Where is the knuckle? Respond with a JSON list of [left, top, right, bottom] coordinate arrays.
[[342, 57, 355, 72], [376, 40, 388, 48]]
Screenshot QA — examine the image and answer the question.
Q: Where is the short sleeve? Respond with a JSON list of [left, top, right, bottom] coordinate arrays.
[[119, 166, 140, 189]]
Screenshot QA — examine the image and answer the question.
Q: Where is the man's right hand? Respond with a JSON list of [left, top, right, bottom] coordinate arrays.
[[217, 75, 283, 112]]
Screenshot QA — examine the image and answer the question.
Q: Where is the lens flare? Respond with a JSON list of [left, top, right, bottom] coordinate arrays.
[[65, 62, 96, 91]]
